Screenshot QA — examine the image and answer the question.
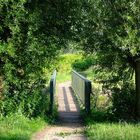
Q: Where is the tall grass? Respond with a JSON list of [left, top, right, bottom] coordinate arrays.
[[0, 113, 46, 140], [85, 121, 140, 140]]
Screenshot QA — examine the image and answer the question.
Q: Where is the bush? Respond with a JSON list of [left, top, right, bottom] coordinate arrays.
[[0, 80, 50, 117], [56, 54, 82, 73], [72, 56, 94, 71], [89, 80, 136, 121], [111, 82, 136, 120]]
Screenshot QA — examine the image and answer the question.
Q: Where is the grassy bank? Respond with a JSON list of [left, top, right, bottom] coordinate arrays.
[[85, 120, 140, 140], [0, 113, 47, 140]]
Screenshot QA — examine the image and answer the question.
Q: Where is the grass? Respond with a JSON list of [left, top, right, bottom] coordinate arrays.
[[85, 120, 140, 140], [56, 53, 82, 83], [0, 113, 47, 140], [57, 72, 71, 83]]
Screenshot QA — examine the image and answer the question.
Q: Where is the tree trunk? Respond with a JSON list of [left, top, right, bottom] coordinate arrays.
[[135, 59, 140, 119]]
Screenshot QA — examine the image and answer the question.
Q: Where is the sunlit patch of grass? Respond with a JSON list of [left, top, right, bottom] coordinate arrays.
[[85, 121, 140, 140], [57, 53, 82, 72], [56, 53, 82, 83], [57, 72, 71, 83], [0, 113, 46, 140]]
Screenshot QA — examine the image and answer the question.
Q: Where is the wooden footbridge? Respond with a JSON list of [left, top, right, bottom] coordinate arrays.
[[49, 70, 92, 123]]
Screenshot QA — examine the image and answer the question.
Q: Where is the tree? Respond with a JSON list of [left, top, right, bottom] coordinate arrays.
[[81, 0, 140, 119], [0, 0, 83, 116]]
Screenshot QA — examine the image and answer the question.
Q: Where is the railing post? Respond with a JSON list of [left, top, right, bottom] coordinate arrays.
[[49, 80, 53, 114], [85, 80, 91, 114], [49, 70, 56, 114]]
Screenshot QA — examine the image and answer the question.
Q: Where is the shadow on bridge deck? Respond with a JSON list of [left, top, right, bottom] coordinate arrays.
[[58, 81, 82, 123]]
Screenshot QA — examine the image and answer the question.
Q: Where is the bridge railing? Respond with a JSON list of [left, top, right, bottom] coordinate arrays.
[[49, 70, 57, 114], [71, 70, 92, 113]]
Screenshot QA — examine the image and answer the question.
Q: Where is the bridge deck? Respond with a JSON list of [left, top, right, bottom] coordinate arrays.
[[58, 81, 82, 123], [32, 81, 86, 140]]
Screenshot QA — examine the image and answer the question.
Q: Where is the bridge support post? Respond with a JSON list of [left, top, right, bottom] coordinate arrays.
[[49, 80, 54, 114], [85, 81, 91, 114], [49, 70, 56, 115]]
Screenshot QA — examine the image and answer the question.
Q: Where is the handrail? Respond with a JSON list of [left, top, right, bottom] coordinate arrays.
[[72, 70, 91, 82], [71, 70, 92, 114], [49, 70, 57, 114]]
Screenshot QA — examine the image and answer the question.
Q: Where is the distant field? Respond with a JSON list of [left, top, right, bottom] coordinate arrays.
[[56, 53, 82, 83], [57, 72, 71, 83]]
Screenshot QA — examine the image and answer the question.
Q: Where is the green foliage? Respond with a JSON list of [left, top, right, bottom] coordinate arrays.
[[57, 54, 82, 73], [72, 56, 94, 71], [0, 0, 57, 117], [79, 0, 140, 119], [111, 82, 136, 120], [56, 54, 82, 83], [82, 0, 140, 57], [0, 0, 84, 117], [0, 84, 50, 117]]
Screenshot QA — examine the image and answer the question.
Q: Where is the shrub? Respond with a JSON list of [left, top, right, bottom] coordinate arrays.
[[56, 54, 82, 73], [0, 79, 50, 117], [89, 80, 136, 121], [111, 82, 136, 120], [72, 56, 94, 71]]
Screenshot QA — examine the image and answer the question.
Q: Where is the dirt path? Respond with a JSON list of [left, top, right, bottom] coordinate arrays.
[[32, 81, 87, 140]]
